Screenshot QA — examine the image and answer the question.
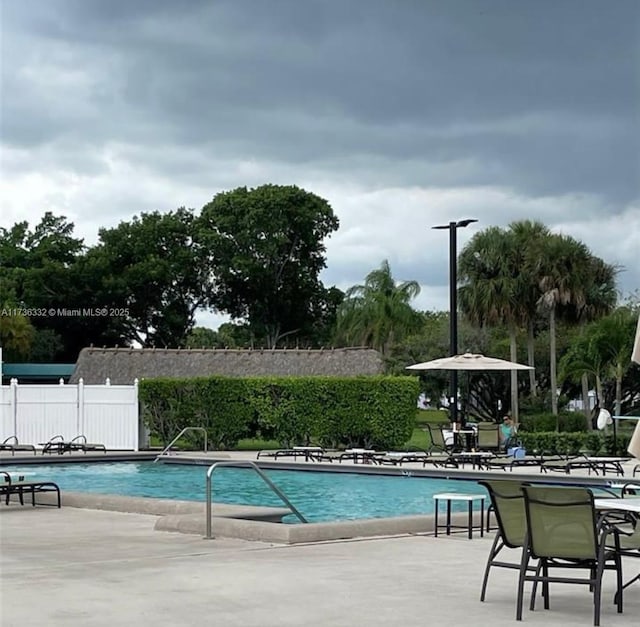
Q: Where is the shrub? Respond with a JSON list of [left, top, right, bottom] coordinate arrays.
[[517, 431, 631, 456], [519, 412, 587, 433], [139, 375, 417, 450]]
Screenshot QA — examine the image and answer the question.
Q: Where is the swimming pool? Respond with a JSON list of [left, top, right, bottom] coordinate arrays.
[[6, 462, 488, 523]]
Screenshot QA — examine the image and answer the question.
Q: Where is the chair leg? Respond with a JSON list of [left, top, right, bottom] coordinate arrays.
[[542, 561, 550, 610], [516, 542, 530, 621], [530, 559, 545, 611], [614, 553, 623, 614], [594, 559, 604, 627], [480, 533, 502, 601]]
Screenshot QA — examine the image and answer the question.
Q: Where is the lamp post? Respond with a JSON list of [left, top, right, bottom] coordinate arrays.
[[432, 219, 478, 426]]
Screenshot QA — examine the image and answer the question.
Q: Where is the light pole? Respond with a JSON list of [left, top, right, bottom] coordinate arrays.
[[432, 219, 478, 426]]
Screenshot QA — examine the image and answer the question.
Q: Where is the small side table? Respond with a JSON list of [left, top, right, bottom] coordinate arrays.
[[433, 492, 486, 539]]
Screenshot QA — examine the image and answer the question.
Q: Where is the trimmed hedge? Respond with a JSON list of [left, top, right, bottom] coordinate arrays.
[[518, 412, 588, 433], [517, 431, 631, 457], [139, 375, 418, 450]]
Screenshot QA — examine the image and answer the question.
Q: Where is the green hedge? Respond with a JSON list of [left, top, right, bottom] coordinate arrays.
[[517, 431, 631, 456], [139, 375, 418, 450], [518, 412, 588, 433]]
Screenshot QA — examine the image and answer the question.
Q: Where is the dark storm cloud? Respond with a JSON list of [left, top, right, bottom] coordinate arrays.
[[3, 0, 639, 202], [2, 0, 639, 311]]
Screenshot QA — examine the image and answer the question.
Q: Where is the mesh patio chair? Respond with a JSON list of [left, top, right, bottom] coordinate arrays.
[[517, 486, 624, 626], [478, 480, 533, 602]]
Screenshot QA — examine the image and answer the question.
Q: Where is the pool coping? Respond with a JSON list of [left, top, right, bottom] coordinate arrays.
[[34, 490, 453, 544]]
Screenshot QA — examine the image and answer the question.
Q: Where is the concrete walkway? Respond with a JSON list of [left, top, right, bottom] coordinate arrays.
[[1, 505, 638, 627]]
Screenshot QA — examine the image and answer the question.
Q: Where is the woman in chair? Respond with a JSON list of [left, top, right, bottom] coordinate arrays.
[[499, 415, 517, 452]]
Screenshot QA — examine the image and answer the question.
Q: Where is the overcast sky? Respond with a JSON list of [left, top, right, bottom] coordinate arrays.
[[2, 0, 639, 329]]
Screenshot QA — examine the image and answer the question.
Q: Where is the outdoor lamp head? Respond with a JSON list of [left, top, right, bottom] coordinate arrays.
[[456, 219, 478, 228]]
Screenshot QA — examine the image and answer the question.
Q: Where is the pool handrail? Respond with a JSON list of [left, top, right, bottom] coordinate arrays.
[[205, 460, 308, 538], [154, 427, 208, 462]]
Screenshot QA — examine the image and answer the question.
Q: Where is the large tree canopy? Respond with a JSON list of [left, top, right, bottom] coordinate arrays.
[[92, 208, 211, 347], [0, 212, 113, 361], [199, 184, 339, 347]]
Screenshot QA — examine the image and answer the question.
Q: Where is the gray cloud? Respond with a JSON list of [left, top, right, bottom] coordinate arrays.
[[2, 0, 639, 315]]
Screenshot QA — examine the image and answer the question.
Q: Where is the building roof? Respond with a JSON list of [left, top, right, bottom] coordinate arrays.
[[69, 347, 384, 384], [2, 363, 76, 379]]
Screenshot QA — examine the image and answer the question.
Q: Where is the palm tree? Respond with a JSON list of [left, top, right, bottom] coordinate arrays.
[[565, 256, 618, 426], [589, 308, 636, 416], [534, 234, 591, 418], [0, 305, 34, 360], [508, 220, 552, 397], [334, 260, 421, 357], [458, 227, 525, 421]]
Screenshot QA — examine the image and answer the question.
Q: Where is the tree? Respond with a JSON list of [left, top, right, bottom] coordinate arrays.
[[534, 234, 592, 417], [0, 306, 35, 360], [561, 307, 637, 416], [0, 213, 100, 361], [93, 208, 211, 347], [185, 327, 223, 349], [563, 255, 618, 426], [334, 260, 422, 357], [458, 226, 525, 421], [198, 185, 339, 348], [509, 220, 552, 397]]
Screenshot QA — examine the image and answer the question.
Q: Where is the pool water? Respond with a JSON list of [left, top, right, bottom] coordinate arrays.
[[5, 462, 488, 523]]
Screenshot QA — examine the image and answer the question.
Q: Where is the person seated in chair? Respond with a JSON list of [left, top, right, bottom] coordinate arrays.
[[499, 415, 517, 452]]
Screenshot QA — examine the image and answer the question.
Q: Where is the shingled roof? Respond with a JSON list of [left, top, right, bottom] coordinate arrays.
[[70, 346, 384, 384]]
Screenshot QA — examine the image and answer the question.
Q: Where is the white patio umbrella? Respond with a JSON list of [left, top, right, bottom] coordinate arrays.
[[627, 314, 640, 458], [406, 353, 533, 426], [406, 353, 534, 372], [632, 313, 640, 365]]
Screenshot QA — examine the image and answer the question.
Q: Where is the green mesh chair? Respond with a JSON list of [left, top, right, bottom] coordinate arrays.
[[517, 486, 624, 626], [478, 480, 532, 602]]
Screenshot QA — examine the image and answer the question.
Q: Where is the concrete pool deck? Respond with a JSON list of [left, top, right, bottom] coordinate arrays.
[[1, 504, 638, 627]]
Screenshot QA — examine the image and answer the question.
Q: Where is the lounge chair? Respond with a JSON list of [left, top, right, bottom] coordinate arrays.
[[1, 471, 61, 508], [40, 434, 69, 454], [377, 447, 432, 465], [337, 448, 385, 464], [541, 454, 627, 476], [67, 435, 107, 454], [0, 436, 36, 456], [517, 485, 624, 626], [484, 452, 563, 472], [256, 446, 330, 462], [40, 434, 106, 454]]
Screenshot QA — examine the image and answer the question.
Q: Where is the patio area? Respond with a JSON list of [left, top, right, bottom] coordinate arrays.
[[1, 504, 638, 627]]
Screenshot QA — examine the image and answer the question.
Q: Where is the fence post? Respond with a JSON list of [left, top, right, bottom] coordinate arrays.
[[10, 378, 18, 437], [78, 378, 85, 436], [133, 378, 140, 451]]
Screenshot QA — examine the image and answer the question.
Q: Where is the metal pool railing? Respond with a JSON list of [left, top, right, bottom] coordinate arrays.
[[154, 427, 208, 462], [205, 460, 307, 538]]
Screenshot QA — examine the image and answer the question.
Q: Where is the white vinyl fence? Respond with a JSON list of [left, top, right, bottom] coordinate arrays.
[[0, 379, 140, 451]]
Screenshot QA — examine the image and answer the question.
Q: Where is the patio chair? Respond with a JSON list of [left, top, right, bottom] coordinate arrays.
[[67, 435, 107, 453], [40, 434, 69, 454], [0, 436, 36, 456], [377, 447, 432, 465], [478, 480, 532, 602], [517, 486, 624, 626], [1, 471, 61, 507], [610, 519, 640, 602]]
